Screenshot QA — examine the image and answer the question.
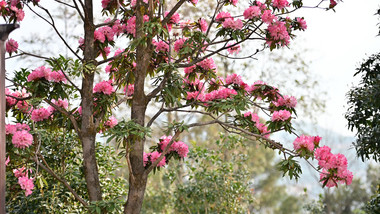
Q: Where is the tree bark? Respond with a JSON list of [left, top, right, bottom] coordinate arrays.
[[124, 0, 154, 212], [80, 0, 102, 202]]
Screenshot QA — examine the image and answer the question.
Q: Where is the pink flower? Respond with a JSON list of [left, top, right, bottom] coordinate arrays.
[[93, 80, 115, 95], [5, 88, 17, 106], [154, 41, 169, 53], [149, 151, 166, 167], [243, 6, 261, 20], [184, 65, 196, 74], [101, 0, 111, 8], [174, 38, 187, 53], [228, 0, 238, 6], [125, 84, 134, 96], [243, 112, 260, 124], [48, 98, 69, 112], [126, 15, 149, 37], [296, 17, 307, 30], [5, 156, 10, 166], [226, 43, 241, 55], [94, 29, 106, 43], [31, 108, 52, 122], [271, 110, 291, 121], [273, 95, 297, 108], [267, 21, 290, 46], [188, 0, 198, 5], [12, 130, 33, 149], [18, 176, 34, 196], [13, 167, 26, 178], [199, 18, 208, 33], [6, 38, 18, 54], [215, 12, 232, 23], [261, 10, 276, 24], [172, 141, 189, 158], [272, 0, 289, 9], [105, 116, 118, 128], [47, 70, 66, 82], [165, 11, 180, 24], [225, 73, 244, 85], [256, 122, 270, 138], [293, 135, 314, 152], [329, 0, 337, 8], [27, 66, 51, 82], [159, 135, 173, 151], [222, 18, 243, 30], [197, 57, 217, 71]]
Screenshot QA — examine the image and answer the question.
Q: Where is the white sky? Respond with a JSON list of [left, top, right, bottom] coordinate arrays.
[[296, 0, 380, 137]]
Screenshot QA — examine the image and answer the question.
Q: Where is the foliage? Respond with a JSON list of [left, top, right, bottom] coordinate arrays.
[[346, 52, 380, 162]]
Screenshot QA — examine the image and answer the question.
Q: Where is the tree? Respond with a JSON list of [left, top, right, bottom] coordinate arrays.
[[3, 0, 350, 213], [346, 52, 380, 162]]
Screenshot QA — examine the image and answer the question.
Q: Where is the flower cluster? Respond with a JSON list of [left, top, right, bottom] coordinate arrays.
[[273, 95, 297, 108], [315, 146, 353, 187], [6, 123, 33, 149], [293, 135, 320, 152], [93, 80, 115, 95], [104, 116, 118, 128], [27, 66, 66, 83], [47, 98, 69, 113], [243, 111, 270, 138], [6, 38, 18, 54], [31, 108, 52, 122], [143, 136, 189, 168], [271, 110, 291, 121], [14, 167, 34, 196]]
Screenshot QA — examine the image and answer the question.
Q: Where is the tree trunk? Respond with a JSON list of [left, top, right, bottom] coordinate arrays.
[[124, 0, 154, 212], [80, 0, 102, 202]]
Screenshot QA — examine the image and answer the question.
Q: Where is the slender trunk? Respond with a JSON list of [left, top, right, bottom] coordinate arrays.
[[80, 0, 102, 202], [124, 0, 154, 212]]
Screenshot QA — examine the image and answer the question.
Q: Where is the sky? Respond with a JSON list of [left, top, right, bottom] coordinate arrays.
[[297, 0, 380, 137]]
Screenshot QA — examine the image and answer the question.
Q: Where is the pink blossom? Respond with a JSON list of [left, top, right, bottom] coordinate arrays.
[[271, 110, 291, 121], [314, 146, 332, 162], [243, 112, 260, 124], [6, 38, 18, 54], [337, 168, 353, 185], [125, 84, 134, 96], [186, 91, 204, 101], [149, 151, 166, 167], [261, 10, 276, 24], [293, 135, 314, 152], [93, 80, 115, 95], [226, 43, 241, 55], [5, 88, 17, 106], [27, 66, 51, 82], [296, 17, 307, 30], [243, 6, 261, 20], [222, 18, 243, 30], [18, 176, 34, 196], [48, 98, 69, 112], [5, 156, 9, 166], [228, 0, 238, 6], [31, 108, 52, 122], [256, 122, 270, 138], [329, 0, 337, 8], [272, 0, 289, 9], [154, 40, 169, 53], [10, 6, 25, 21], [273, 95, 297, 108], [13, 167, 26, 178], [105, 116, 118, 128], [47, 70, 66, 83], [215, 12, 232, 23], [165, 11, 180, 24], [199, 18, 208, 33], [188, 0, 198, 5], [184, 65, 196, 74], [171, 141, 189, 158], [174, 38, 187, 53], [267, 21, 290, 46], [126, 15, 149, 37], [159, 135, 173, 151], [94, 29, 106, 43], [12, 130, 33, 149], [225, 73, 244, 85], [112, 20, 127, 36], [143, 152, 149, 166], [101, 0, 111, 8], [197, 57, 217, 71]]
